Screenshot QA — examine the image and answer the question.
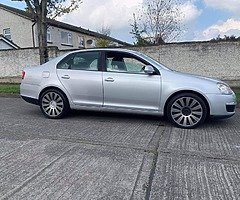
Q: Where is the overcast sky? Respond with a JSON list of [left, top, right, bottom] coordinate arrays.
[[2, 0, 240, 43]]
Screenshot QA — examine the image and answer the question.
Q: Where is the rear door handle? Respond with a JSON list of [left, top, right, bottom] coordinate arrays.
[[105, 77, 114, 82], [61, 75, 70, 79]]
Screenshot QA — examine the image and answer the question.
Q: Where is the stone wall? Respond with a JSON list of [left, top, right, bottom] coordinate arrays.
[[129, 41, 240, 81], [0, 48, 39, 77], [0, 41, 240, 86], [0, 47, 59, 78]]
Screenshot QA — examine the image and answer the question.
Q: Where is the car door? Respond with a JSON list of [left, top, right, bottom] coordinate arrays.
[[57, 51, 103, 107], [103, 51, 161, 111]]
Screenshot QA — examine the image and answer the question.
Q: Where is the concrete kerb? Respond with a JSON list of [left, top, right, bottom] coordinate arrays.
[[0, 94, 20, 98]]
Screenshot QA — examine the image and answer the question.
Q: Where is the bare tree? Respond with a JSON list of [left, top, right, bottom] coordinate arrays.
[[99, 26, 111, 37], [130, 13, 151, 46], [96, 26, 111, 47], [131, 0, 183, 44], [13, 0, 82, 64]]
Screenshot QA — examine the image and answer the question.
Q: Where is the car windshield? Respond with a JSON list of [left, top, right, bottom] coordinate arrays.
[[135, 52, 173, 71]]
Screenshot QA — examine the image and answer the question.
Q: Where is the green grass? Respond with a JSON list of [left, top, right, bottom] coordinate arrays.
[[0, 84, 20, 94], [233, 88, 240, 104]]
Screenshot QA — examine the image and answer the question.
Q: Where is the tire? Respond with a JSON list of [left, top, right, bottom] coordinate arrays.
[[40, 89, 69, 119], [167, 93, 207, 129]]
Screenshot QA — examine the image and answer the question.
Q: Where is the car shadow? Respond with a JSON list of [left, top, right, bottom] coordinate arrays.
[[69, 109, 166, 124]]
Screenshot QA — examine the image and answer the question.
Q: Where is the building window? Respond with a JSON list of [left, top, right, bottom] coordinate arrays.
[[86, 39, 96, 47], [79, 36, 85, 47], [3, 28, 11, 40], [47, 28, 52, 42], [61, 31, 73, 45]]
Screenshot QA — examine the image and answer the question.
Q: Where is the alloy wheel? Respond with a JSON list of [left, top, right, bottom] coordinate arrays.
[[169, 96, 205, 128], [41, 91, 64, 117]]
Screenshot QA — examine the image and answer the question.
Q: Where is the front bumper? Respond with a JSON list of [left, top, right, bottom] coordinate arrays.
[[207, 93, 237, 118]]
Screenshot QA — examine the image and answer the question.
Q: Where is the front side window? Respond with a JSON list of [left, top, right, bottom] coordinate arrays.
[[61, 31, 72, 45], [105, 52, 149, 74], [3, 28, 11, 40], [57, 51, 99, 71]]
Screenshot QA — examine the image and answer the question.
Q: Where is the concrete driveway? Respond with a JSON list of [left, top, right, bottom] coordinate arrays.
[[0, 97, 239, 199]]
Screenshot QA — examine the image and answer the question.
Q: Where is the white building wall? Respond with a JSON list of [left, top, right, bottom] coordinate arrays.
[[0, 8, 34, 48], [0, 8, 97, 50], [47, 26, 97, 49]]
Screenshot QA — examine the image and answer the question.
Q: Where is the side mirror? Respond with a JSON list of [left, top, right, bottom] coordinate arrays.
[[144, 65, 155, 75]]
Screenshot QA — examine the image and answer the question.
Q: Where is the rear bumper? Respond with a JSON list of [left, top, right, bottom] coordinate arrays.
[[21, 95, 39, 105], [20, 83, 40, 100]]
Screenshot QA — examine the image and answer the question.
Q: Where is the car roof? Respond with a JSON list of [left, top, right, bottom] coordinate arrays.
[[64, 48, 138, 55], [47, 48, 142, 67]]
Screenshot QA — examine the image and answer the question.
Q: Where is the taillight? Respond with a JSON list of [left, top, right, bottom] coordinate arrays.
[[22, 71, 25, 79]]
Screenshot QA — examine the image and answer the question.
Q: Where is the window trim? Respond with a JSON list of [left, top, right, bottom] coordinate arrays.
[[47, 27, 52, 43], [3, 28, 11, 40]]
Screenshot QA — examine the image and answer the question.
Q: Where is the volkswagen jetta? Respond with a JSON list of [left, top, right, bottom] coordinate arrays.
[[20, 49, 237, 128]]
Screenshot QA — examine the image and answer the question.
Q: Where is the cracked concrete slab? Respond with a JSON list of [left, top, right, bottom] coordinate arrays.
[[0, 140, 74, 198], [150, 153, 240, 200], [0, 139, 146, 200], [1, 97, 240, 200], [158, 113, 240, 159], [150, 110, 240, 200], [0, 139, 29, 158], [0, 98, 161, 151], [0, 98, 163, 199]]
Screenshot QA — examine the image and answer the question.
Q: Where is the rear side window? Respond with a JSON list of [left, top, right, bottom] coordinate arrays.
[[57, 52, 99, 71]]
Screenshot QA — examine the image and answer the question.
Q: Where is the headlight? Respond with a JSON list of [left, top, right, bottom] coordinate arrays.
[[217, 83, 233, 95]]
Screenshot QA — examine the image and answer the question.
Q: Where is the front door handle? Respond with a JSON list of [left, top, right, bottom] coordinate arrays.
[[61, 75, 70, 79], [105, 77, 114, 82]]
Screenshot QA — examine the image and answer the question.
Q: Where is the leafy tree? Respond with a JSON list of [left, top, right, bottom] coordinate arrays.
[[13, 0, 82, 64], [130, 0, 183, 44], [96, 38, 111, 48], [210, 34, 240, 42]]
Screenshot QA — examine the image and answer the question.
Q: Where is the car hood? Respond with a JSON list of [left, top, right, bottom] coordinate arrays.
[[160, 69, 226, 94], [170, 70, 223, 84]]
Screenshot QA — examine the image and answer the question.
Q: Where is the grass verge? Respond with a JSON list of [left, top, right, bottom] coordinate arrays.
[[0, 83, 20, 94], [233, 88, 240, 104]]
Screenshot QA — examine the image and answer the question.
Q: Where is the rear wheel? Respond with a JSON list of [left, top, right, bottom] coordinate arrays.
[[167, 93, 207, 128], [40, 89, 69, 119]]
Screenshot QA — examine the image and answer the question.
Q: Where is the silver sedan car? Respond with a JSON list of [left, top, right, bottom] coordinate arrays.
[[20, 48, 237, 128]]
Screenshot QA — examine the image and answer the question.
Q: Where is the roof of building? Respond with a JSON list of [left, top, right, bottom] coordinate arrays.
[[0, 3, 131, 46], [0, 34, 20, 49]]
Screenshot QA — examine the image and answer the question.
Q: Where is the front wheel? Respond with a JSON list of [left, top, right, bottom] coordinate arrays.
[[167, 93, 207, 129], [40, 89, 69, 119]]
